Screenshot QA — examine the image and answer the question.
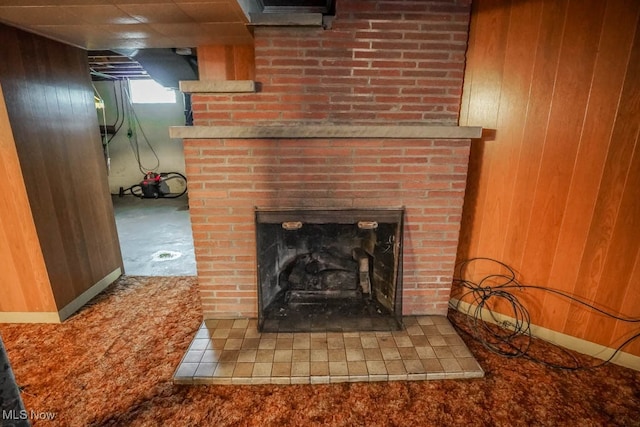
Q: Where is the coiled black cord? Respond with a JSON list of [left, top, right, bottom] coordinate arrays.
[[158, 172, 188, 198], [448, 257, 640, 370]]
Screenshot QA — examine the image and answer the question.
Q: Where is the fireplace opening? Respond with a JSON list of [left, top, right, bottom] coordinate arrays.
[[255, 208, 404, 332]]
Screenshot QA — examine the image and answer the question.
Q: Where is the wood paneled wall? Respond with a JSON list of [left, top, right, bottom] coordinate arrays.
[[0, 23, 123, 313], [0, 84, 55, 313], [197, 44, 255, 80], [458, 0, 640, 356]]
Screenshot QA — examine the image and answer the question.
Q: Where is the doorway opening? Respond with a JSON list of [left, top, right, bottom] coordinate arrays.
[[93, 74, 195, 276]]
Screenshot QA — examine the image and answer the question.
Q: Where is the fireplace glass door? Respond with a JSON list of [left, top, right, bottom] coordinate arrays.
[[255, 208, 404, 332]]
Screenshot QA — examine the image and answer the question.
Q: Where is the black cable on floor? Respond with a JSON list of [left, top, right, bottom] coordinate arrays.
[[448, 257, 640, 370]]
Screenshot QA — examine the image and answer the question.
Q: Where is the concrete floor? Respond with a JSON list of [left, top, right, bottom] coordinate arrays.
[[112, 195, 197, 276]]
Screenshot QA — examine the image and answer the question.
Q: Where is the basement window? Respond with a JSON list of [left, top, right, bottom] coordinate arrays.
[[129, 79, 176, 104]]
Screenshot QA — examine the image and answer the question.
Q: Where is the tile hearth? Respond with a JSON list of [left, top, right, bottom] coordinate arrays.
[[173, 316, 484, 385]]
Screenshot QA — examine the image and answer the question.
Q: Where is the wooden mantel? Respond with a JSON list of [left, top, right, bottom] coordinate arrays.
[[174, 80, 482, 140], [170, 125, 482, 140]]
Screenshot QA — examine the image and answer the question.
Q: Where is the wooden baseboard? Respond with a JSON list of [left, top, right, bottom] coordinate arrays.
[[450, 298, 640, 372], [58, 268, 122, 321], [0, 311, 61, 323], [0, 268, 122, 324]]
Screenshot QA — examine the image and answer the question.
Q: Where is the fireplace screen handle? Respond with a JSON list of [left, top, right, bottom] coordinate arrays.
[[281, 221, 378, 230], [282, 221, 303, 230], [357, 221, 378, 230]]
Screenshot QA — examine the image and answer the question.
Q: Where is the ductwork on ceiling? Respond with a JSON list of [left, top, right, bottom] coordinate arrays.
[[246, 0, 336, 31], [259, 0, 335, 14], [91, 1, 335, 87], [235, 0, 335, 19], [113, 48, 198, 89]]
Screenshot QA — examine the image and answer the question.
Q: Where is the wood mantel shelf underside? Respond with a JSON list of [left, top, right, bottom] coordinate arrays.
[[169, 125, 482, 140]]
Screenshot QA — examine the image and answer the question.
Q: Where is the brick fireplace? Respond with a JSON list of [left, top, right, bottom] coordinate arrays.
[[170, 0, 478, 322]]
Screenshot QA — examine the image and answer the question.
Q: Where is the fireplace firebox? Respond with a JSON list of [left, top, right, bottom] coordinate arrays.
[[255, 208, 404, 332]]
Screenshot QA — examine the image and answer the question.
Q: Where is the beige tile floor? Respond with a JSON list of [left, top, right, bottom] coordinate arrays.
[[173, 316, 484, 385]]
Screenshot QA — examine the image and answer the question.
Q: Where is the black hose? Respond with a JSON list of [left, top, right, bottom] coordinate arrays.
[[117, 184, 143, 197], [159, 172, 188, 198]]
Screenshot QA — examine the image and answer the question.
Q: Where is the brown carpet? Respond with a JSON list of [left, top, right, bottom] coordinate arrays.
[[1, 276, 638, 426]]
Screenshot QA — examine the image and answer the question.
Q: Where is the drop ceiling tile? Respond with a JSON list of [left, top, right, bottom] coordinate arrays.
[[116, 3, 192, 24], [176, 33, 253, 46], [96, 23, 161, 39], [175, 3, 245, 23], [171, 0, 228, 3], [33, 24, 115, 38], [67, 5, 141, 24], [0, 1, 254, 51], [0, 6, 81, 25], [0, 1, 113, 5], [148, 22, 205, 37], [38, 22, 164, 48], [200, 22, 251, 38], [89, 36, 175, 50], [113, 0, 174, 3], [31, 24, 117, 48]]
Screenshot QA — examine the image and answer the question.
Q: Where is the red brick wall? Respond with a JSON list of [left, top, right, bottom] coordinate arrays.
[[186, 138, 470, 317], [185, 0, 473, 318], [193, 0, 472, 126]]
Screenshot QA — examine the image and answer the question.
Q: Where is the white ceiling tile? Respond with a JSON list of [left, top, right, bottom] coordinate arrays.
[[148, 22, 206, 36], [88, 36, 175, 50], [117, 3, 192, 24], [199, 22, 251, 37], [176, 3, 245, 23], [112, 0, 174, 4], [0, 1, 113, 5], [0, 1, 254, 49], [68, 5, 141, 24], [0, 6, 81, 25]]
